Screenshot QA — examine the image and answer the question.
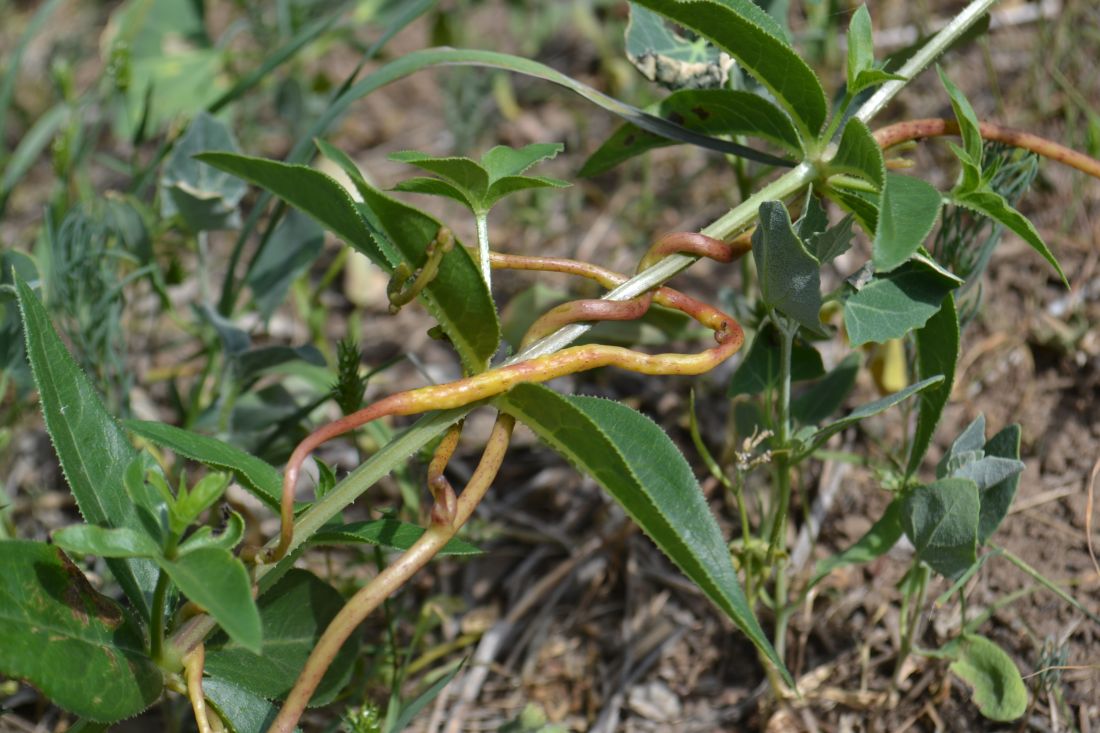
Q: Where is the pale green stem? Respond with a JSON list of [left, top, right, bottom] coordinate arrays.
[[767, 317, 795, 662], [893, 563, 930, 689], [475, 209, 491, 290]]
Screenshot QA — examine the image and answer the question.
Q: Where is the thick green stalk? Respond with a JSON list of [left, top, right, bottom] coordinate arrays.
[[475, 210, 492, 289]]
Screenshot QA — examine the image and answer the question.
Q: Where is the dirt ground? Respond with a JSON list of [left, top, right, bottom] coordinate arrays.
[[2, 1, 1098, 732]]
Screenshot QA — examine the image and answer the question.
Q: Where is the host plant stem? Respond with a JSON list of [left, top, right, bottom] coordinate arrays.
[[165, 0, 1002, 665]]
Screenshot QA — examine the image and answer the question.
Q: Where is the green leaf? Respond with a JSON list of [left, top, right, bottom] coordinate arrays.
[[483, 174, 570, 208], [247, 209, 324, 321], [385, 662, 465, 732], [873, 173, 942, 272], [0, 541, 162, 722], [795, 192, 828, 240], [940, 415, 988, 472], [317, 140, 501, 371], [844, 259, 958, 347], [953, 189, 1067, 286], [205, 569, 356, 706], [158, 547, 261, 654], [203, 676, 296, 733], [311, 519, 482, 556], [976, 425, 1023, 544], [15, 276, 157, 617], [159, 112, 246, 232], [830, 118, 885, 191], [178, 510, 245, 554], [937, 67, 984, 183], [906, 294, 960, 476], [849, 68, 907, 96], [482, 143, 564, 179], [752, 201, 824, 335], [792, 352, 861, 425], [827, 185, 878, 232], [580, 89, 801, 176], [801, 376, 943, 457], [124, 420, 284, 511], [946, 634, 1028, 721], [53, 525, 161, 559], [728, 321, 825, 397], [625, 5, 740, 91], [901, 477, 980, 579], [195, 151, 386, 264], [175, 473, 230, 529], [846, 6, 875, 90], [391, 176, 469, 206], [809, 499, 902, 588], [498, 384, 788, 681], [630, 0, 827, 138], [806, 214, 855, 265], [388, 151, 489, 205]]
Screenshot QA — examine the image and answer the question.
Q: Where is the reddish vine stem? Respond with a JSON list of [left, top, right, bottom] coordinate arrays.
[[267, 233, 745, 561], [873, 118, 1100, 179]]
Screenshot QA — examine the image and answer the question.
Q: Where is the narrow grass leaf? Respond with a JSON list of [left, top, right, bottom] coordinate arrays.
[[159, 546, 262, 654], [947, 634, 1028, 721], [906, 294, 960, 476], [311, 519, 482, 556], [205, 569, 356, 706], [873, 172, 943, 272], [0, 541, 162, 722], [499, 384, 788, 681], [581, 89, 801, 176], [15, 277, 156, 617], [124, 419, 283, 510], [630, 0, 827, 138]]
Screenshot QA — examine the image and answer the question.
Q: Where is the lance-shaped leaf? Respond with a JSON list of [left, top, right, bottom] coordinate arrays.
[[581, 88, 801, 176], [829, 118, 885, 191], [873, 173, 943, 272], [15, 276, 157, 617], [753, 201, 824, 335], [846, 6, 875, 89], [205, 570, 356, 706], [938, 67, 984, 190], [498, 383, 789, 682], [953, 189, 1067, 286], [159, 546, 262, 654], [906, 294, 959, 476], [311, 518, 482, 556], [792, 352, 861, 425], [124, 419, 284, 510], [844, 259, 959, 347], [901, 477, 980, 579], [52, 525, 161, 559], [0, 541, 162, 722], [630, 0, 827, 139]]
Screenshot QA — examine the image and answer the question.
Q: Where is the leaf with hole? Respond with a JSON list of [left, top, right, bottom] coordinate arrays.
[[498, 383, 789, 683], [0, 541, 162, 722]]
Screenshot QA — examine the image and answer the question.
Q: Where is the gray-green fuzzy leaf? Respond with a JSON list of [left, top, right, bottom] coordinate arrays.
[[947, 634, 1028, 721], [844, 260, 958, 347], [902, 477, 980, 579], [907, 295, 959, 476], [753, 201, 824, 335], [873, 173, 942, 272]]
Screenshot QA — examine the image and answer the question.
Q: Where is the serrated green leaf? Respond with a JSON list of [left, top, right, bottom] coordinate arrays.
[[581, 88, 801, 176], [810, 499, 902, 588], [728, 321, 825, 397], [937, 67, 984, 180], [0, 541, 162, 722], [160, 112, 246, 232], [317, 140, 500, 371], [484, 174, 570, 207], [391, 176, 470, 206], [830, 118, 885, 191], [196, 152, 386, 264], [849, 68, 907, 96], [15, 276, 157, 617], [953, 189, 1067, 286], [630, 0, 827, 138], [388, 151, 489, 203], [498, 383, 788, 681], [906, 294, 959, 476], [902, 477, 980, 579], [159, 546, 261, 654], [205, 569, 356, 706], [844, 260, 958, 347], [310, 519, 482, 556], [52, 525, 161, 559], [873, 173, 942, 272], [977, 425, 1023, 544], [176, 473, 229, 529], [792, 352, 861, 425], [947, 634, 1028, 721], [846, 6, 874, 90], [801, 376, 943, 457], [827, 185, 879, 232], [124, 420, 284, 511], [482, 143, 564, 179], [753, 201, 824, 334]]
